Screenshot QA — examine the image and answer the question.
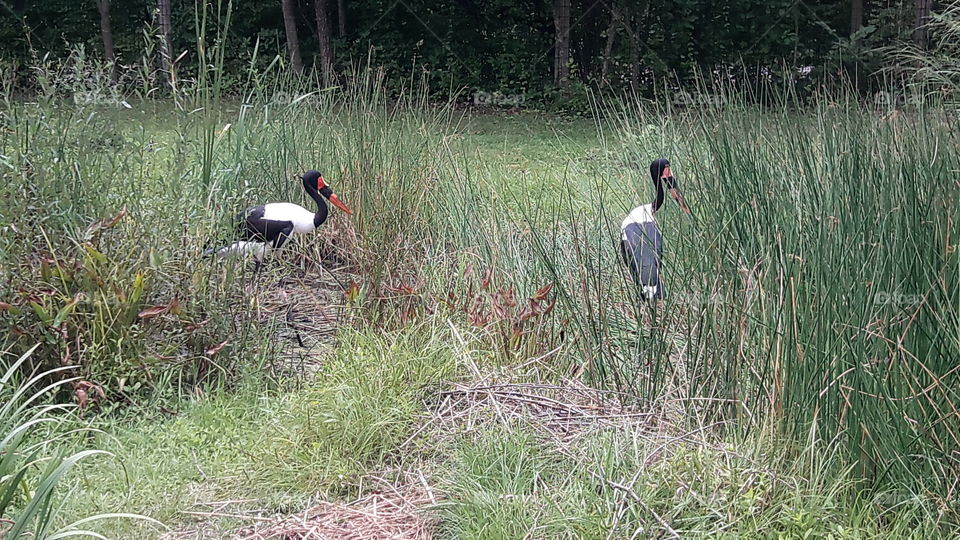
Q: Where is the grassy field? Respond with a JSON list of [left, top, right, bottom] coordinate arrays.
[[1, 70, 958, 538]]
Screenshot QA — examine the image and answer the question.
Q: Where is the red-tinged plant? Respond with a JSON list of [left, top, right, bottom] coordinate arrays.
[[0, 209, 235, 398], [441, 265, 558, 358]]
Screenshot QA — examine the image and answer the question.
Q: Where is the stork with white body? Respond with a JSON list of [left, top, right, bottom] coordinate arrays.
[[620, 158, 690, 301], [206, 170, 352, 263]]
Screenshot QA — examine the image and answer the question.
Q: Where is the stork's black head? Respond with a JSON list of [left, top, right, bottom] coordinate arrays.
[[649, 158, 690, 214], [301, 170, 323, 191], [299, 170, 352, 215], [649, 158, 671, 182]]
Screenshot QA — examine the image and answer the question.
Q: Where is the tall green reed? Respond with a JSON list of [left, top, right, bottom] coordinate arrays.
[[513, 83, 960, 495]]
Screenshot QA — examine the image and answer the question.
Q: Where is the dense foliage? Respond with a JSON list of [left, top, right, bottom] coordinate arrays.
[[0, 0, 933, 101]]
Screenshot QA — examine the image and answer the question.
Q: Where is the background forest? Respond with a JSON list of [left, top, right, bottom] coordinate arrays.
[[0, 0, 943, 104]]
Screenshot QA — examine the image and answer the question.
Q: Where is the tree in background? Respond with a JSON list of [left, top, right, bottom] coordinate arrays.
[[156, 0, 173, 87], [94, 0, 116, 81], [281, 0, 303, 74], [314, 0, 334, 84], [0, 0, 948, 101], [600, 2, 622, 86], [914, 0, 932, 46], [851, 0, 864, 35], [553, 0, 570, 88], [622, 2, 649, 92]]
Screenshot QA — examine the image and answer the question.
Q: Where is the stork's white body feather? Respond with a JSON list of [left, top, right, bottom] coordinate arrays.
[[209, 204, 318, 263], [261, 203, 317, 233], [621, 203, 656, 239]]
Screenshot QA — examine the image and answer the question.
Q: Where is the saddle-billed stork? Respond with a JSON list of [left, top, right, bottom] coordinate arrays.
[[620, 158, 690, 301], [206, 170, 352, 262]]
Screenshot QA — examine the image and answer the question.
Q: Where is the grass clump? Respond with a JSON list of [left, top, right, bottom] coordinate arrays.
[[438, 427, 605, 539], [258, 323, 459, 493], [440, 422, 952, 539], [56, 323, 457, 537], [0, 345, 162, 538]]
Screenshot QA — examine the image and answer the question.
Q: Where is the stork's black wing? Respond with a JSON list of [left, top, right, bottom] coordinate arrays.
[[235, 206, 293, 248], [621, 222, 665, 300]]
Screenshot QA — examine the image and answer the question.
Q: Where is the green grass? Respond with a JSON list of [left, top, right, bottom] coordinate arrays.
[[1, 57, 957, 537], [56, 323, 458, 537], [56, 333, 953, 538], [438, 427, 604, 538], [440, 424, 947, 539]]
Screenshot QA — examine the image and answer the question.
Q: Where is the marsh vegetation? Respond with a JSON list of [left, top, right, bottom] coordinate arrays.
[[1, 34, 958, 539]]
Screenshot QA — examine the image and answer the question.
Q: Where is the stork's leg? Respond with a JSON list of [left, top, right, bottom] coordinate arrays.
[[266, 225, 297, 283], [251, 242, 271, 274], [251, 225, 293, 274], [272, 224, 295, 250]]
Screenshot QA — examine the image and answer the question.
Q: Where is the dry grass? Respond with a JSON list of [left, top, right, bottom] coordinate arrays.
[[231, 486, 435, 540], [430, 379, 662, 446]]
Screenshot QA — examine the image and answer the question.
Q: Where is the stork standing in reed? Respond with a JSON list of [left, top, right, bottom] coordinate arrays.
[[205, 170, 352, 266], [620, 158, 690, 301]]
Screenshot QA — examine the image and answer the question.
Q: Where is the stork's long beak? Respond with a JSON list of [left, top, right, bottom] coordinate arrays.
[[328, 193, 353, 215], [318, 175, 353, 215], [670, 188, 691, 214]]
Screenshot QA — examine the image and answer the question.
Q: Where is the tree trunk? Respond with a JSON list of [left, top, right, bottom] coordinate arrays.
[[600, 3, 620, 84], [629, 12, 640, 91], [314, 0, 334, 84], [156, 0, 174, 87], [337, 0, 346, 37], [913, 0, 931, 47], [94, 0, 116, 82], [281, 0, 304, 74], [553, 0, 570, 87], [850, 0, 863, 35]]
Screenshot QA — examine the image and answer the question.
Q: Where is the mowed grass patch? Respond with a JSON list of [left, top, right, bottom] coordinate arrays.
[[58, 323, 459, 538], [460, 113, 600, 174], [450, 112, 606, 218]]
